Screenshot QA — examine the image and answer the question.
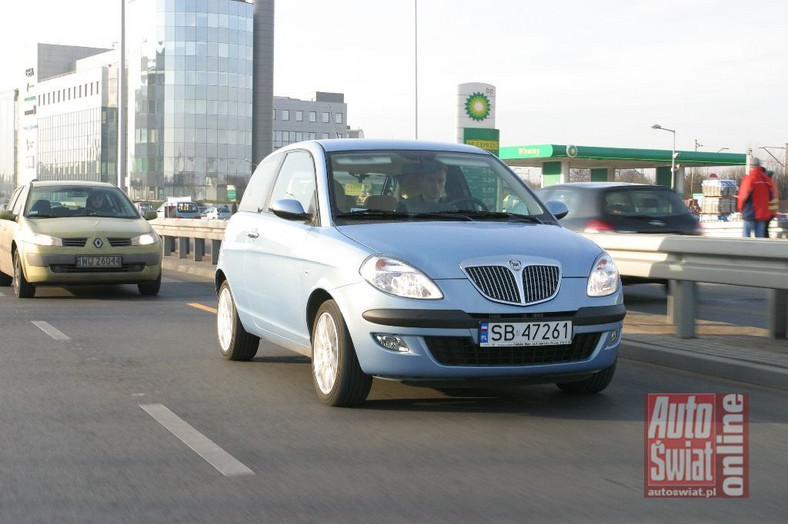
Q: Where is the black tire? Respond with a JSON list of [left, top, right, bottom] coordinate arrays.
[[556, 359, 617, 394], [311, 300, 372, 407], [13, 250, 35, 298], [138, 272, 162, 296], [0, 271, 11, 286], [216, 280, 259, 361]]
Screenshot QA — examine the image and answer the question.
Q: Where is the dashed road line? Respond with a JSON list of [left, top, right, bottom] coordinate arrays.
[[188, 302, 217, 314], [31, 321, 71, 341], [140, 403, 254, 477]]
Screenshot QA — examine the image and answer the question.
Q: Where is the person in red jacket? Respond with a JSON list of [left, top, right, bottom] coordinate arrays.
[[737, 158, 773, 238]]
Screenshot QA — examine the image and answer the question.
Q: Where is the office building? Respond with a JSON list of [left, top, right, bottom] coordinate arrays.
[[272, 92, 349, 151], [5, 0, 270, 202]]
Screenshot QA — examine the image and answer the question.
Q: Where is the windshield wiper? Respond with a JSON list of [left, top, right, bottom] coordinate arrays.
[[335, 209, 403, 218], [27, 213, 55, 218], [407, 211, 474, 221], [456, 211, 544, 224]]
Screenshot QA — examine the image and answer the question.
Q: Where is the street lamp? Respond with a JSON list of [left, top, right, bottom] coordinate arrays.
[[651, 124, 679, 194]]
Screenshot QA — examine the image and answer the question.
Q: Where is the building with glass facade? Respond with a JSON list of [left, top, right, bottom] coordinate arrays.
[[0, 1, 361, 203], [34, 50, 119, 185], [126, 0, 255, 201]]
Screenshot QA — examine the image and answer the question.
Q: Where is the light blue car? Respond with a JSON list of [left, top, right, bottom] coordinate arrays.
[[215, 139, 625, 406]]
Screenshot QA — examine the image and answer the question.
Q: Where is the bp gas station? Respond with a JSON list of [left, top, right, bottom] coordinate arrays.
[[456, 82, 749, 194]]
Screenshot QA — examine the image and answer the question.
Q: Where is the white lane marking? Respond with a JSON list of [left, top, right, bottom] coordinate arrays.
[[31, 321, 71, 341], [139, 403, 254, 477]]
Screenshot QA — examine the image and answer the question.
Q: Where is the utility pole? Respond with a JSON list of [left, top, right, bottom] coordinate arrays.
[[118, 0, 127, 192]]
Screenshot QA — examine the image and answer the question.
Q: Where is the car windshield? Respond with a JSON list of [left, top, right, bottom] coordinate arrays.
[[328, 150, 549, 223], [603, 188, 687, 217], [25, 186, 140, 219]]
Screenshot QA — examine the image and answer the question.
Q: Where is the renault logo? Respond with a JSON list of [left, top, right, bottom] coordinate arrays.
[[93, 238, 103, 249], [508, 259, 522, 271]]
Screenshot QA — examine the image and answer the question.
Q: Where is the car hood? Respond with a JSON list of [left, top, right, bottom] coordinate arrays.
[[336, 222, 604, 278], [25, 216, 153, 237]]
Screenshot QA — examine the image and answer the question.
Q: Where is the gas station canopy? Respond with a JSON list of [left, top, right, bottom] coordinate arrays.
[[499, 144, 746, 170]]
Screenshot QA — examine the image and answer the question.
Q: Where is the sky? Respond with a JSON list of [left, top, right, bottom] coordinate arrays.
[[1, 0, 787, 156]]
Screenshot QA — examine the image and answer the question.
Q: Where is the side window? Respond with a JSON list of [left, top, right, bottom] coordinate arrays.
[[238, 153, 284, 213], [5, 187, 22, 212], [10, 186, 28, 215], [269, 150, 317, 215]]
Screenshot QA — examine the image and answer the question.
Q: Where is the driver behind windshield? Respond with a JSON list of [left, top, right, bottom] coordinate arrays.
[[85, 191, 113, 215], [397, 161, 454, 213]]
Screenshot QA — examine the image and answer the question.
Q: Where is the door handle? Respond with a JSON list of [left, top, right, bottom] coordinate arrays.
[[247, 229, 259, 239]]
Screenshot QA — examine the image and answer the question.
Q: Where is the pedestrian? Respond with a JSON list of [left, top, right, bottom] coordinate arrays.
[[736, 158, 772, 238], [764, 169, 780, 238]]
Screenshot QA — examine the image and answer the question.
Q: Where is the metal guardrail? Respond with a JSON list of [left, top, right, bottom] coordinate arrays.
[[583, 234, 788, 339], [150, 219, 788, 340], [151, 218, 226, 265]]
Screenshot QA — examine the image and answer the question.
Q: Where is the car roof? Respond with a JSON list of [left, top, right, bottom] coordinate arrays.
[[540, 182, 669, 190], [30, 180, 118, 189], [303, 138, 489, 154]]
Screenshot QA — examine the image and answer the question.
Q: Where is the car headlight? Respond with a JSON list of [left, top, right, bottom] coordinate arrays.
[[131, 233, 159, 246], [360, 255, 443, 300], [587, 252, 619, 297], [19, 231, 62, 246]]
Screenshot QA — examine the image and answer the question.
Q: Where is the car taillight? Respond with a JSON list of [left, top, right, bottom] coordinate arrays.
[[584, 219, 616, 233]]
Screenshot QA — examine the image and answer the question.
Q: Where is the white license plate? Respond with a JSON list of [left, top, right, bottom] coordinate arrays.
[[479, 320, 573, 347], [76, 255, 122, 268]]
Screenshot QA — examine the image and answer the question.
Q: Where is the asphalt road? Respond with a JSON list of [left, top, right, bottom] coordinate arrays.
[[0, 275, 785, 523]]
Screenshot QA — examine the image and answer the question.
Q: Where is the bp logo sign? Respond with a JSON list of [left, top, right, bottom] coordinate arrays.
[[465, 92, 491, 121]]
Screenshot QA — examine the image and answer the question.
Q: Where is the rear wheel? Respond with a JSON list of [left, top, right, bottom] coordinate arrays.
[[311, 300, 372, 407], [216, 280, 259, 361], [556, 359, 616, 394], [13, 251, 35, 298]]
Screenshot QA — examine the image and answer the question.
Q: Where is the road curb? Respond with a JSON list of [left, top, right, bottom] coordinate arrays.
[[620, 338, 788, 391]]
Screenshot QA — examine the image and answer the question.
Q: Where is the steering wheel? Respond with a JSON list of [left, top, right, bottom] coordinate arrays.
[[447, 197, 489, 212]]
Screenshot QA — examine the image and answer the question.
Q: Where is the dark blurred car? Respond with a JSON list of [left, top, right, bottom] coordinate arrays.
[[536, 182, 702, 235]]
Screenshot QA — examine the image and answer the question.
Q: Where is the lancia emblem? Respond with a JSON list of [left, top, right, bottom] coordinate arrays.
[[508, 259, 522, 270], [93, 238, 103, 248]]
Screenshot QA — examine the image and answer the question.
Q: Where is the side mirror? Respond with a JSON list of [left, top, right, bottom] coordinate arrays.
[[142, 210, 159, 221], [0, 209, 16, 222], [270, 198, 313, 221], [545, 200, 569, 220]]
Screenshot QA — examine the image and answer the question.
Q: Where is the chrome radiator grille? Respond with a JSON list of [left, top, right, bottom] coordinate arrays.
[[464, 264, 560, 305], [522, 265, 560, 303]]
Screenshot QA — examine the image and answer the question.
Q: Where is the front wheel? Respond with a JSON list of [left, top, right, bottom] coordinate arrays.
[[216, 280, 259, 361], [13, 251, 35, 298], [556, 359, 616, 394], [311, 300, 372, 407], [138, 272, 162, 296], [0, 270, 11, 286]]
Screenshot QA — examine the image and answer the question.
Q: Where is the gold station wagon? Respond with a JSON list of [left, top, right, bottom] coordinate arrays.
[[0, 181, 162, 298]]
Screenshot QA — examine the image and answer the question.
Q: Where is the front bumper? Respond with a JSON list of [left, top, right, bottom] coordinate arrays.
[[336, 279, 625, 381], [22, 248, 162, 285]]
